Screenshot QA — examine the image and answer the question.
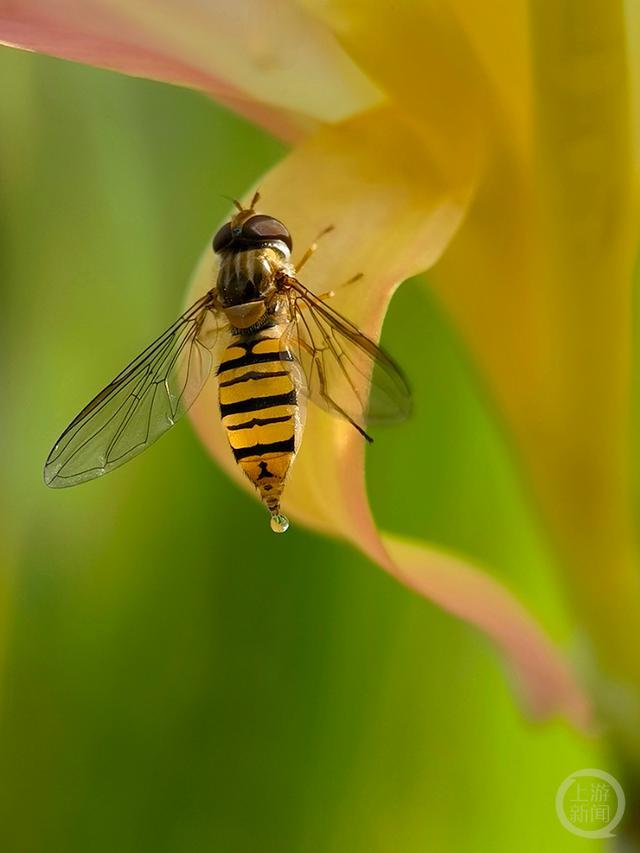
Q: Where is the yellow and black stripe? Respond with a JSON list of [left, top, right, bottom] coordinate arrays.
[[217, 323, 302, 515]]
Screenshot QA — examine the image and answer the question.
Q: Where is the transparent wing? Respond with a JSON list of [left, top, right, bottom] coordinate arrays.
[[44, 290, 226, 487], [286, 276, 411, 442]]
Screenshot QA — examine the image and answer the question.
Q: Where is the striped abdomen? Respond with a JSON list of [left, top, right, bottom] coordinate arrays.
[[217, 324, 304, 517]]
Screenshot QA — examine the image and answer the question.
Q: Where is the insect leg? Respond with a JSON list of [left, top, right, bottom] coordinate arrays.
[[295, 225, 335, 272], [303, 273, 366, 304], [315, 273, 364, 302]]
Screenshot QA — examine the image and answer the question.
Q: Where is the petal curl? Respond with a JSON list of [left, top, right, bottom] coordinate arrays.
[[302, 0, 488, 158], [303, 0, 531, 155], [0, 0, 381, 142], [187, 106, 589, 724]]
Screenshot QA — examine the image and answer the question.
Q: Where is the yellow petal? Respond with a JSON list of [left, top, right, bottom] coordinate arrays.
[[307, 0, 640, 737], [305, 0, 532, 157], [0, 0, 381, 141], [427, 4, 640, 717], [301, 0, 488, 162], [187, 105, 588, 723], [445, 0, 531, 157]]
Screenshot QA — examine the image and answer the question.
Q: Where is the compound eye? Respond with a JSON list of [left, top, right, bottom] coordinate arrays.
[[241, 214, 292, 250], [212, 222, 233, 253]]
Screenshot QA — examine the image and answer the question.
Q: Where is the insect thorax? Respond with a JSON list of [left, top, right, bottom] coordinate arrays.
[[217, 243, 289, 308]]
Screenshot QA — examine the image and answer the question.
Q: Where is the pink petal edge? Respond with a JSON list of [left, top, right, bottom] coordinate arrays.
[[0, 12, 310, 143], [381, 533, 592, 728]]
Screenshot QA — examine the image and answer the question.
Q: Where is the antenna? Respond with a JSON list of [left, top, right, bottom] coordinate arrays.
[[220, 193, 244, 213]]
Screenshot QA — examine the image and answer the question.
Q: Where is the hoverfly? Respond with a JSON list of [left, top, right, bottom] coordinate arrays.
[[44, 193, 411, 533]]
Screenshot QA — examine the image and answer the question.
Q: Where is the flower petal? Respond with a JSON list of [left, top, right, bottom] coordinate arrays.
[[0, 0, 381, 141], [307, 0, 640, 733], [426, 4, 640, 705], [186, 105, 589, 722], [302, 0, 488, 153], [303, 0, 531, 155]]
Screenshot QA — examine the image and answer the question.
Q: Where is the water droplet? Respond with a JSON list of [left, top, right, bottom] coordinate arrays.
[[270, 513, 289, 534]]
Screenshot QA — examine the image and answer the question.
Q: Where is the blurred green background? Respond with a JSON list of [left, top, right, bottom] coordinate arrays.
[[0, 48, 606, 852]]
